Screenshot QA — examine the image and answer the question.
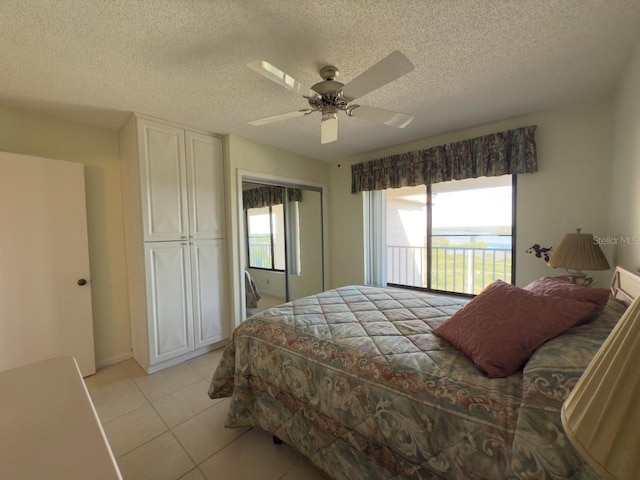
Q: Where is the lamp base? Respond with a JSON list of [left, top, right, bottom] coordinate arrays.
[[566, 271, 593, 287]]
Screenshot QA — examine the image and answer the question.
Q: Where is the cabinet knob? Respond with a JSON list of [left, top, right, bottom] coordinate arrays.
[[77, 279, 88, 286]]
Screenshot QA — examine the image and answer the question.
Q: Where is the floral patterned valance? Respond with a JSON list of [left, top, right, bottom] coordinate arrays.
[[351, 125, 537, 194], [243, 186, 302, 209]]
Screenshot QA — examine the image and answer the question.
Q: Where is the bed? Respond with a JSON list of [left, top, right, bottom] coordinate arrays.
[[209, 267, 639, 479]]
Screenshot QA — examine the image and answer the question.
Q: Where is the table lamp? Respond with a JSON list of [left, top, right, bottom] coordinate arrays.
[[547, 228, 610, 286], [561, 293, 640, 480]]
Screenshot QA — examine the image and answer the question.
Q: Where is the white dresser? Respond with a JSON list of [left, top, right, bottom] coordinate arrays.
[[0, 357, 122, 479]]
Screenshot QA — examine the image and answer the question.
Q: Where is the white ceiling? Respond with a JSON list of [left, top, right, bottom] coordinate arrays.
[[1, 0, 639, 162]]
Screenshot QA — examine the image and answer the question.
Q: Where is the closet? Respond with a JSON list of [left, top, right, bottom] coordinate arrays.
[[119, 114, 227, 373]]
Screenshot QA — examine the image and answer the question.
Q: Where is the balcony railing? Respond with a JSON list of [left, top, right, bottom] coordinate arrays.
[[387, 245, 512, 295], [248, 242, 272, 269]]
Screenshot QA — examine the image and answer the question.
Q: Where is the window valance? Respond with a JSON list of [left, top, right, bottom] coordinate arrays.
[[351, 125, 537, 194], [243, 185, 302, 209]]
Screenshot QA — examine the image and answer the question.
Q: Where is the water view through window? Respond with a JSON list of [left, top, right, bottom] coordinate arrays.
[[386, 176, 513, 295]]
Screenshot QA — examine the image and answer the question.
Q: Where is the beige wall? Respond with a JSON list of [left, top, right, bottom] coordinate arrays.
[[225, 135, 330, 325], [610, 38, 640, 273], [246, 268, 286, 298], [0, 105, 130, 365], [328, 100, 614, 289]]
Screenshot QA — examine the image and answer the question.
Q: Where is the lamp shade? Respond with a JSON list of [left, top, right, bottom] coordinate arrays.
[[561, 294, 640, 480], [547, 229, 610, 271]]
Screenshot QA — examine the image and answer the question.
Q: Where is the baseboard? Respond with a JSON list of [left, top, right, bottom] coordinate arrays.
[[146, 341, 227, 374], [95, 351, 133, 369], [259, 290, 287, 299]]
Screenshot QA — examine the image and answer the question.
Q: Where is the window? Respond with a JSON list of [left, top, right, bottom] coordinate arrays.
[[246, 204, 286, 271], [385, 175, 515, 295]]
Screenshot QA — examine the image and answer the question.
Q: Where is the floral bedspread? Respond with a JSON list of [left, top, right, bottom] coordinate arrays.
[[209, 286, 622, 479]]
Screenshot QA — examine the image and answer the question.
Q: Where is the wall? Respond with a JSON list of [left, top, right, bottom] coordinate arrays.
[[246, 268, 286, 298], [329, 100, 614, 289], [610, 38, 640, 273], [0, 105, 130, 366], [225, 135, 330, 325]]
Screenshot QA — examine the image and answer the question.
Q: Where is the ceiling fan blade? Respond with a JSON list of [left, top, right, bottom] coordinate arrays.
[[248, 109, 315, 126], [247, 60, 319, 99], [347, 105, 414, 128], [321, 114, 338, 144], [340, 51, 414, 101]]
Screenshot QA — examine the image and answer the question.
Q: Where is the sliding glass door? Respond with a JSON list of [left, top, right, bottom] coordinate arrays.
[[385, 175, 515, 295]]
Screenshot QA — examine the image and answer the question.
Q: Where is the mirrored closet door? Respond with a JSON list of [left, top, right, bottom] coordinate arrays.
[[242, 180, 324, 317]]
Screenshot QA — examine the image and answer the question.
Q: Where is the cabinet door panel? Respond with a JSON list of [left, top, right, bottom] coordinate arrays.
[[185, 132, 225, 240], [191, 240, 228, 349], [139, 120, 188, 241], [145, 243, 193, 363]]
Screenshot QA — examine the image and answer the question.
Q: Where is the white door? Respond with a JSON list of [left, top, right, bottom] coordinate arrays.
[[145, 242, 193, 364], [191, 239, 228, 349], [138, 119, 189, 242], [185, 131, 225, 240], [0, 152, 95, 376]]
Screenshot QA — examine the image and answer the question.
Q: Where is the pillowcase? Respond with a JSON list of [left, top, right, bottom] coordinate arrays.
[[523, 276, 610, 313], [433, 280, 602, 377]]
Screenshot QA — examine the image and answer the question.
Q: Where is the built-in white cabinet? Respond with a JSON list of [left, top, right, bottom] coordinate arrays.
[[120, 114, 228, 373]]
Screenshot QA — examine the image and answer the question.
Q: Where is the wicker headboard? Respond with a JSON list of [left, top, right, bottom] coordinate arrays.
[[610, 266, 640, 306]]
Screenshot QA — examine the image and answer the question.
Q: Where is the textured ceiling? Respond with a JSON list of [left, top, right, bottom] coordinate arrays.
[[1, 0, 639, 161]]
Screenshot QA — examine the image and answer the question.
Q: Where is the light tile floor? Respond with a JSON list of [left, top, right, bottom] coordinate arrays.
[[85, 349, 330, 480]]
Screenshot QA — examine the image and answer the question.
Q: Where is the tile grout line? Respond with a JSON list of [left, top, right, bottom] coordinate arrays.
[[279, 457, 305, 479], [166, 428, 197, 476], [92, 354, 242, 479], [103, 404, 167, 459], [126, 356, 246, 473], [124, 360, 206, 471], [109, 365, 172, 461], [95, 360, 202, 468]]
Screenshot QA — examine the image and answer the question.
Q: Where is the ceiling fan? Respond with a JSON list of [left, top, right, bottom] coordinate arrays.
[[247, 51, 415, 144]]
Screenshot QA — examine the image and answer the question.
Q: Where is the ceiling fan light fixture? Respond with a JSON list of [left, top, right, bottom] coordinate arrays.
[[322, 106, 338, 122], [321, 106, 338, 144]]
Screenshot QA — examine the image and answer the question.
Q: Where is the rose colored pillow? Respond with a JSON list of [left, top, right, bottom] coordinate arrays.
[[433, 280, 602, 377], [524, 276, 610, 313]]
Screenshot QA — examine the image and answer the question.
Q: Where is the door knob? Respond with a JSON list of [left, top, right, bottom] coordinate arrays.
[[77, 279, 87, 286]]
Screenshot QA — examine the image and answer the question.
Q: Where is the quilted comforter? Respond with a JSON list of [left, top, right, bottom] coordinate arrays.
[[209, 285, 625, 479]]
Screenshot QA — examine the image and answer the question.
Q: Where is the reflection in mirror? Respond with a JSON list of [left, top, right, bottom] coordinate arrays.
[[242, 182, 287, 316], [241, 180, 324, 317]]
